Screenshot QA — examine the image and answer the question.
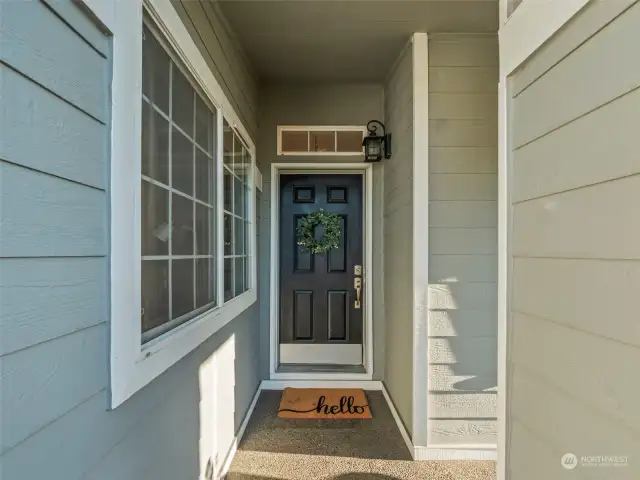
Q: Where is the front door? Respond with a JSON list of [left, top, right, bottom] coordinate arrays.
[[279, 174, 364, 365]]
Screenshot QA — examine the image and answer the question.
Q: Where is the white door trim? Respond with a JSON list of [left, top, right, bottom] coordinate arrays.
[[269, 163, 374, 380]]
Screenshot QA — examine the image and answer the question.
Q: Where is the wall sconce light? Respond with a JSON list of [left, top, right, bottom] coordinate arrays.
[[362, 120, 392, 162]]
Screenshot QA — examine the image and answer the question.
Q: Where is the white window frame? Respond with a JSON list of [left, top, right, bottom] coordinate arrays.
[[276, 125, 367, 156], [86, 0, 257, 407]]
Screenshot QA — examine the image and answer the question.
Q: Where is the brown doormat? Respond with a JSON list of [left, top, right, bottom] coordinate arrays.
[[277, 387, 372, 419]]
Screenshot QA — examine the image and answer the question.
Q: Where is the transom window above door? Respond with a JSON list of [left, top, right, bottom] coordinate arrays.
[[277, 126, 366, 156]]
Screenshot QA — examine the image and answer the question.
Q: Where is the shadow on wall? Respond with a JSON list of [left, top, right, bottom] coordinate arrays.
[[429, 283, 498, 392], [196, 305, 261, 480]]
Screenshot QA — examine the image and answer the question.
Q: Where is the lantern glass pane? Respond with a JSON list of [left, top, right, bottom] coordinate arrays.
[[366, 139, 381, 157]]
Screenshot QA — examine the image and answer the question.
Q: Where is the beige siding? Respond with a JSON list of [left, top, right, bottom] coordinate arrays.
[[508, 1, 640, 478], [383, 42, 414, 435], [427, 35, 498, 445]]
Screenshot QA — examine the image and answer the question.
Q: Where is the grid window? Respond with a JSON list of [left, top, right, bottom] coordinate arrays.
[[141, 23, 217, 343], [278, 127, 366, 155], [223, 119, 251, 301]]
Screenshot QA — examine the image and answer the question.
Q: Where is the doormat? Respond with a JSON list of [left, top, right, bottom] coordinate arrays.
[[277, 388, 372, 419]]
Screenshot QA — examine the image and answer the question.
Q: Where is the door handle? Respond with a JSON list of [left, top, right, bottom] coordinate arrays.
[[354, 277, 362, 309]]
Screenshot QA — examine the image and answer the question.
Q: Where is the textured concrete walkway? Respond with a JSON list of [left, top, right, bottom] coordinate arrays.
[[227, 390, 496, 480]]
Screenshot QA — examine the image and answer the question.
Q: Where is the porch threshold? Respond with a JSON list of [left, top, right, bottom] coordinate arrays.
[[276, 363, 366, 374]]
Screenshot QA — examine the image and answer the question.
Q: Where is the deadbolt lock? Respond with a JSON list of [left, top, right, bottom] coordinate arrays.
[[354, 265, 362, 275]]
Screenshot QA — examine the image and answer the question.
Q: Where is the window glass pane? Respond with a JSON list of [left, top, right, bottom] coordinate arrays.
[[233, 177, 245, 219], [223, 120, 233, 167], [234, 146, 248, 184], [336, 130, 364, 153], [141, 260, 169, 333], [310, 131, 335, 152], [195, 148, 213, 204], [245, 253, 251, 292], [171, 129, 193, 195], [195, 204, 213, 255], [224, 213, 233, 256], [234, 217, 244, 255], [281, 130, 308, 152], [142, 101, 169, 184], [234, 257, 244, 296], [233, 134, 243, 170], [196, 258, 215, 308], [172, 259, 194, 318], [141, 180, 169, 256], [223, 167, 233, 212], [141, 19, 220, 342], [142, 24, 170, 113], [224, 258, 233, 301], [195, 94, 213, 153], [172, 66, 194, 137], [172, 194, 193, 255]]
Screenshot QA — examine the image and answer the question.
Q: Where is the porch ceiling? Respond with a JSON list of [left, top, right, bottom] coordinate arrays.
[[217, 0, 498, 82]]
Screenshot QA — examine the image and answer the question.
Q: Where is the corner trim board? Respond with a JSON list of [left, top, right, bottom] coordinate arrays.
[[410, 32, 430, 449]]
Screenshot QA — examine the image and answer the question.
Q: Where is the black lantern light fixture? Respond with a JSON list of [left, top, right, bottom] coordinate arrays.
[[362, 120, 392, 162]]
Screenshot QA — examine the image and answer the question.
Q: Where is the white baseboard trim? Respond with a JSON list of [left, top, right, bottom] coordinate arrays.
[[262, 379, 383, 390], [413, 445, 498, 461], [269, 372, 373, 381], [380, 382, 415, 459], [217, 382, 263, 479]]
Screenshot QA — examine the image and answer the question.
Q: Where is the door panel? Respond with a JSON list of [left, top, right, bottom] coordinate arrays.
[[279, 174, 363, 364]]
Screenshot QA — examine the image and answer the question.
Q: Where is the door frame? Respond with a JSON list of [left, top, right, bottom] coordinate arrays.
[[269, 162, 374, 380]]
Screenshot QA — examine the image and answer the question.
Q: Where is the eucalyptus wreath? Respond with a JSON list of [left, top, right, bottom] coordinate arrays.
[[296, 209, 341, 254]]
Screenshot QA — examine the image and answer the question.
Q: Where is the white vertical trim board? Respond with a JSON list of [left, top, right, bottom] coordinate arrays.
[[497, 79, 510, 480], [268, 163, 375, 380], [500, 0, 592, 76], [411, 32, 429, 449]]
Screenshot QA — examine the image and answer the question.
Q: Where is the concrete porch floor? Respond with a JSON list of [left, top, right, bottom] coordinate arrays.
[[226, 390, 496, 480]]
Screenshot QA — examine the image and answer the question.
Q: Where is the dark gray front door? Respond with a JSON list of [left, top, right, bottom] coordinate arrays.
[[279, 174, 364, 365]]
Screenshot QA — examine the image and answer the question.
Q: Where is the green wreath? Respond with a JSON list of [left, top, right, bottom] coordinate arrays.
[[296, 209, 341, 254]]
